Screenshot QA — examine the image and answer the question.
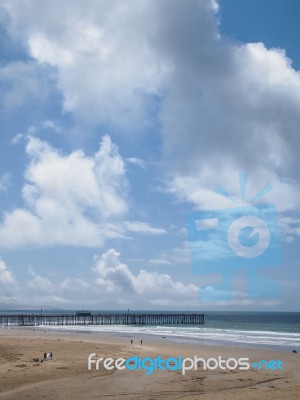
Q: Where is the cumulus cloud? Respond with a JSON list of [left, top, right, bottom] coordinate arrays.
[[1, 0, 300, 309], [1, 251, 198, 306], [162, 40, 300, 209], [0, 134, 128, 247], [151, 10, 300, 227], [25, 269, 94, 306], [0, 258, 17, 304], [2, 0, 300, 219], [0, 134, 167, 248], [1, 0, 175, 129], [0, 258, 15, 284], [28, 269, 90, 296], [93, 248, 198, 300]]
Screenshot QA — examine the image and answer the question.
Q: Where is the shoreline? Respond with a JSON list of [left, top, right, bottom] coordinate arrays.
[[1, 325, 298, 353]]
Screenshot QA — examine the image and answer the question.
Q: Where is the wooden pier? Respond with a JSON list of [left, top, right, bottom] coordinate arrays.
[[0, 312, 204, 326]]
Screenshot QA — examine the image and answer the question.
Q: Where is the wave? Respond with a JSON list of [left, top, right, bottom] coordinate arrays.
[[38, 324, 300, 349]]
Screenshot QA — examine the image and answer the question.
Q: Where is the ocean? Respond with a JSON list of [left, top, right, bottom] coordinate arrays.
[[1, 311, 300, 351]]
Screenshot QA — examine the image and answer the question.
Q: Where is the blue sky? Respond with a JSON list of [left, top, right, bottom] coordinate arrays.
[[0, 0, 299, 310]]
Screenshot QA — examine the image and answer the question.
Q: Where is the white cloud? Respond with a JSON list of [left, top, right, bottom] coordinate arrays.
[[126, 158, 147, 169], [0, 61, 49, 111], [60, 278, 91, 291], [3, 0, 300, 217], [0, 134, 128, 247], [167, 168, 300, 240], [10, 249, 199, 306], [0, 134, 166, 248], [149, 241, 190, 266], [1, 0, 300, 309], [0, 173, 11, 193], [24, 134, 127, 219], [42, 119, 61, 133], [28, 266, 55, 293], [198, 286, 282, 307], [0, 257, 17, 306], [11, 133, 23, 145], [1, 0, 217, 131], [160, 36, 300, 220], [93, 248, 198, 300], [0, 258, 15, 284], [2, 0, 172, 130], [93, 249, 135, 293], [279, 215, 300, 243], [25, 271, 93, 305], [123, 221, 166, 235]]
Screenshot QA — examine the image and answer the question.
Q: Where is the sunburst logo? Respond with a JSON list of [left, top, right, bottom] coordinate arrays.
[[188, 173, 282, 303]]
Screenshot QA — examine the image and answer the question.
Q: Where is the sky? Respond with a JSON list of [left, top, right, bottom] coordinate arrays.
[[0, 0, 300, 311]]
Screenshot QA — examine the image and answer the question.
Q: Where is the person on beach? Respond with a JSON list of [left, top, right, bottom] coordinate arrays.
[[130, 339, 133, 345], [141, 340, 143, 346]]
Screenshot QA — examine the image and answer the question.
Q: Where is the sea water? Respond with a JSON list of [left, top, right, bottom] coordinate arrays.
[[1, 311, 300, 351]]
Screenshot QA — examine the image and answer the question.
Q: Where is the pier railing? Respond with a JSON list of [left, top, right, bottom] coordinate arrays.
[[0, 312, 204, 326]]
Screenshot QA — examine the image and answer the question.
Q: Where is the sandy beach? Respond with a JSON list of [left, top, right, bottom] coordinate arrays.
[[0, 328, 299, 400]]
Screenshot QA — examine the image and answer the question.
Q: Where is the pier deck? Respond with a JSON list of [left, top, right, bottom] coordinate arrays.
[[0, 312, 204, 326]]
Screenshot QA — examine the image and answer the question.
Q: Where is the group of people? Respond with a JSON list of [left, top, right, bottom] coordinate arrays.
[[43, 351, 53, 361], [130, 339, 143, 346], [33, 351, 53, 363]]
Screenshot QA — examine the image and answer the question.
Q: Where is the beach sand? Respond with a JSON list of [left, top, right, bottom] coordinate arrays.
[[0, 328, 299, 399]]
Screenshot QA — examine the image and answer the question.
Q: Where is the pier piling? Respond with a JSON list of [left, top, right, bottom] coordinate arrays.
[[0, 312, 204, 326]]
